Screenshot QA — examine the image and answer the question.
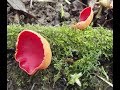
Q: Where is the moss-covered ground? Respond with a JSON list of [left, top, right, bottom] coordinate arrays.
[[7, 24, 113, 90]]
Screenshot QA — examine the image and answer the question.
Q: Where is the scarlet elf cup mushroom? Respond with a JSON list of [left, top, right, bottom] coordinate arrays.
[[15, 30, 52, 75], [72, 7, 94, 30]]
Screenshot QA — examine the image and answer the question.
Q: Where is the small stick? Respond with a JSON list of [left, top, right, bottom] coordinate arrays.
[[96, 74, 113, 87], [30, 0, 33, 8], [31, 83, 36, 90], [96, 6, 103, 19], [79, 1, 88, 7]]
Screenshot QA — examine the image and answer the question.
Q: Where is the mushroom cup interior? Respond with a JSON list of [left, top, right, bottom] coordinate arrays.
[[16, 30, 44, 74], [80, 7, 91, 21]]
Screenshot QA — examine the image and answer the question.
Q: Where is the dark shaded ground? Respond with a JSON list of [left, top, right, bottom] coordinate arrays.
[[7, 52, 113, 90], [7, 50, 113, 90], [7, 51, 83, 90]]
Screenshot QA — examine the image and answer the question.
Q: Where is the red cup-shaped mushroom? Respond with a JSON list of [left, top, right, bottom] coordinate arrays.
[[15, 30, 52, 75], [72, 7, 94, 30]]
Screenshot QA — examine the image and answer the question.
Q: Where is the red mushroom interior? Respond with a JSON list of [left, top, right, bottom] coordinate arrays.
[[16, 31, 44, 74], [80, 7, 91, 21]]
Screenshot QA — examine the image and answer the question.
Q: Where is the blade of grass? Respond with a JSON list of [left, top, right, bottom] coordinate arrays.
[[60, 4, 64, 18]]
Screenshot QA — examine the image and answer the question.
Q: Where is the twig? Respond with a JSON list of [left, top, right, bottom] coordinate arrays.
[[30, 0, 33, 8], [96, 6, 103, 19], [96, 74, 113, 87], [31, 83, 36, 90], [79, 1, 88, 7]]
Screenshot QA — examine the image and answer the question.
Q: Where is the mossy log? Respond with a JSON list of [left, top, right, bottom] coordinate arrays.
[[7, 24, 113, 70], [7, 24, 113, 68], [7, 24, 113, 89], [7, 24, 113, 50]]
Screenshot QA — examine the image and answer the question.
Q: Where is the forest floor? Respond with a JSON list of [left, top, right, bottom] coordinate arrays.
[[7, 0, 113, 90]]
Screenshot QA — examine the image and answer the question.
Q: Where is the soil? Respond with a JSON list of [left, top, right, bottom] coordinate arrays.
[[7, 0, 83, 26], [7, 0, 113, 90], [7, 0, 113, 29]]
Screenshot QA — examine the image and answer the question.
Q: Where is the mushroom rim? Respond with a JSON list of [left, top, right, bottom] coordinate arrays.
[[79, 7, 92, 22]]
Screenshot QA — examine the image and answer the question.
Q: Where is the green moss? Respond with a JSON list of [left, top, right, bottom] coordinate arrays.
[[7, 24, 113, 89]]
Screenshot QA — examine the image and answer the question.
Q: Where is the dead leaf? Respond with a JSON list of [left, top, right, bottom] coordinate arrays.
[[7, 0, 37, 19], [7, 0, 27, 13]]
